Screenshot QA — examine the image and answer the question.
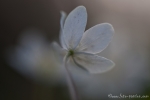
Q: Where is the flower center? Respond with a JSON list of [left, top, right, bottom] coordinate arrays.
[[68, 49, 74, 56]]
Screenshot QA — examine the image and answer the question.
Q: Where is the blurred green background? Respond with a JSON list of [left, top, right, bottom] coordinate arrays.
[[0, 0, 150, 100]]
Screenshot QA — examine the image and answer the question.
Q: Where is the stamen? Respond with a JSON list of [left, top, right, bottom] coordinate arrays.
[[68, 49, 74, 56]]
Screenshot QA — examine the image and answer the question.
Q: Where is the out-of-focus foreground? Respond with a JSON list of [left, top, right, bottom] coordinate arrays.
[[0, 0, 150, 100]]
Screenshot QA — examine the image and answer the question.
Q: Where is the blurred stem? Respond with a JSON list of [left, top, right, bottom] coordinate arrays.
[[63, 55, 79, 100]]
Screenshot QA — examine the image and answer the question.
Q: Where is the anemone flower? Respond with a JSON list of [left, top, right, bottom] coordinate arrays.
[[53, 6, 115, 100]]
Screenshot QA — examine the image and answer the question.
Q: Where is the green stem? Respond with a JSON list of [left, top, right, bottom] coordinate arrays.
[[63, 55, 79, 100]]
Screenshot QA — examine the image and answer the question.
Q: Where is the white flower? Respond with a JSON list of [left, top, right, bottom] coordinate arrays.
[[7, 31, 64, 84], [54, 6, 115, 73]]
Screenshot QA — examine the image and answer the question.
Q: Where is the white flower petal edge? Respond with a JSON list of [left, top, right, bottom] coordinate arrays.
[[73, 52, 115, 74], [60, 11, 67, 50], [60, 11, 67, 30], [76, 23, 114, 54], [63, 6, 87, 49], [51, 42, 67, 58]]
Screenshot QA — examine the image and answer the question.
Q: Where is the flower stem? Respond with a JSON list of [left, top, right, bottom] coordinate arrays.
[[63, 56, 79, 100]]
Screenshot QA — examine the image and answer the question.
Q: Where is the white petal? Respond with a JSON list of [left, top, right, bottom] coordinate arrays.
[[63, 6, 87, 49], [60, 11, 67, 30], [51, 42, 67, 60], [76, 23, 114, 54], [73, 52, 115, 74], [59, 11, 67, 49]]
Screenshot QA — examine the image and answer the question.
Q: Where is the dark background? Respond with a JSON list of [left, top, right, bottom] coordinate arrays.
[[1, 0, 150, 100]]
